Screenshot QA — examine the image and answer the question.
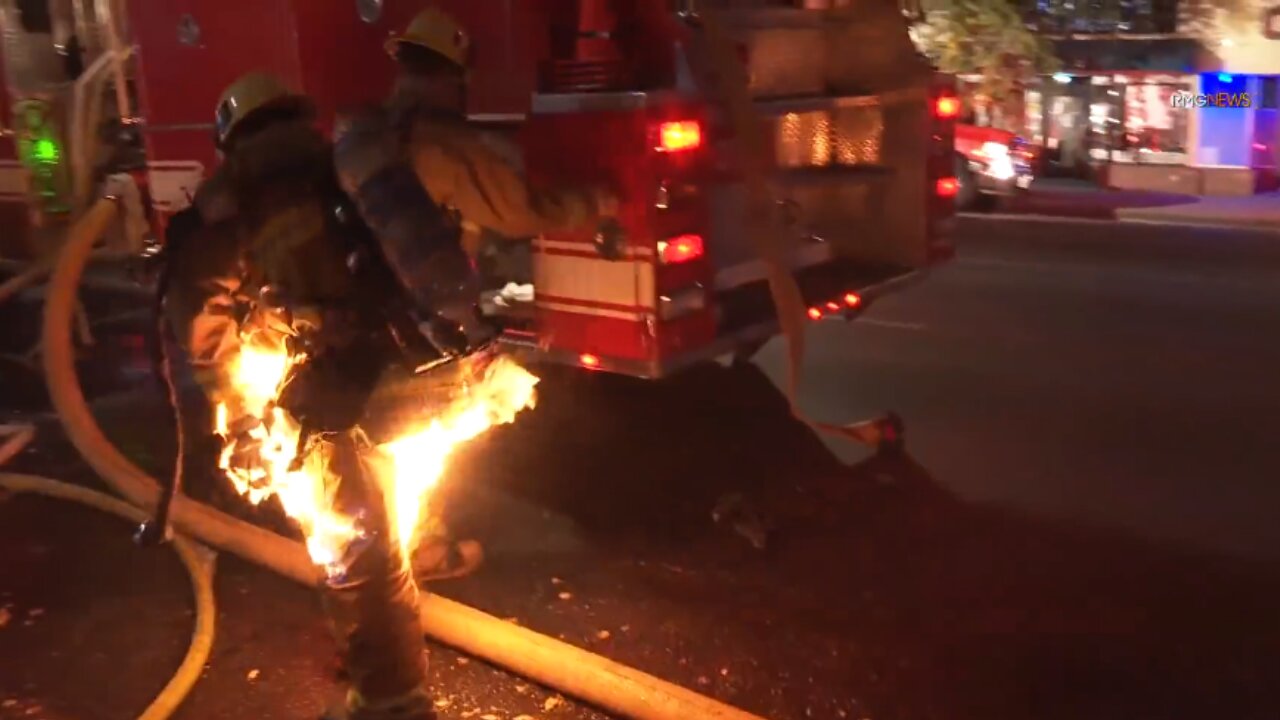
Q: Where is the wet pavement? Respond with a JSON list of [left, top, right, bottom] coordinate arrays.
[[2, 217, 1279, 720]]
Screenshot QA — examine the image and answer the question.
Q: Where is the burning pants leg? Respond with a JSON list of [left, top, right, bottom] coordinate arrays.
[[319, 434, 433, 720]]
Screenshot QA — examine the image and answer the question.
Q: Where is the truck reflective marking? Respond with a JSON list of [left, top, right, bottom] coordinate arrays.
[[534, 238, 655, 261], [535, 298, 647, 322], [533, 251, 654, 310]]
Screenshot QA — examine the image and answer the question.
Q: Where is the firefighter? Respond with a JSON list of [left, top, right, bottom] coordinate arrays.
[[165, 69, 483, 582], [163, 71, 472, 720], [332, 6, 619, 580], [333, 4, 624, 316], [338, 4, 624, 563], [378, 6, 620, 242]]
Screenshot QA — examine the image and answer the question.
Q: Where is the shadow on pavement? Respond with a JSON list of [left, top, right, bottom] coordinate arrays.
[[438, 361, 1280, 720], [3, 322, 1278, 720], [442, 362, 848, 546]]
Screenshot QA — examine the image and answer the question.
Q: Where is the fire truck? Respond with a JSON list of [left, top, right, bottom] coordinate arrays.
[[0, 0, 959, 380]]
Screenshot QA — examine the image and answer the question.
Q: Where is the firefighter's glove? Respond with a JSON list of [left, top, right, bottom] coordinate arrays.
[[421, 302, 496, 359], [332, 108, 398, 196], [413, 247, 480, 314], [413, 249, 493, 356]]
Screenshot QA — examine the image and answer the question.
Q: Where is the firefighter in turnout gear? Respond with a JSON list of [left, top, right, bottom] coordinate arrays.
[[380, 6, 620, 241], [172, 70, 485, 582], [332, 5, 618, 581], [161, 71, 463, 720]]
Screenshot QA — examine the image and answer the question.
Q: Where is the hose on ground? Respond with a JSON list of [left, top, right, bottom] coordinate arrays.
[[0, 426, 217, 720], [36, 198, 765, 719]]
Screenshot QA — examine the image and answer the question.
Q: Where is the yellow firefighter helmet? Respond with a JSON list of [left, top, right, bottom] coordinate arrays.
[[385, 7, 471, 68], [214, 71, 310, 148]]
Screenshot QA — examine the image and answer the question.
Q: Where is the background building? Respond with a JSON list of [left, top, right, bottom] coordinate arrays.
[[947, 0, 1280, 193]]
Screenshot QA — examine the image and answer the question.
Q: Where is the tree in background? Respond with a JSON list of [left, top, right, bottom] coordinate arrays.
[[1177, 0, 1250, 39], [910, 0, 1060, 129]]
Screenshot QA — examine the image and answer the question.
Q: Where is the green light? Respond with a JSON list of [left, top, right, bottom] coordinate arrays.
[[32, 138, 59, 164]]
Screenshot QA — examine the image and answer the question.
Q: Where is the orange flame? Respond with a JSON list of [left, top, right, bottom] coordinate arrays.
[[213, 314, 538, 573], [375, 356, 539, 558]]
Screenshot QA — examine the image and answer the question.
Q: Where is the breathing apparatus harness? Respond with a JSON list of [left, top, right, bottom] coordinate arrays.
[[137, 130, 487, 545]]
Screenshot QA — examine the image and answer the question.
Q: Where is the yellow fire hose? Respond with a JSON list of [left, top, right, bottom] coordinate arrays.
[[0, 428, 217, 720], [11, 194, 769, 720]]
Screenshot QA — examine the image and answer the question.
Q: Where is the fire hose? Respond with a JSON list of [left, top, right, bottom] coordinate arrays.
[[1, 195, 767, 719], [0, 424, 216, 720]]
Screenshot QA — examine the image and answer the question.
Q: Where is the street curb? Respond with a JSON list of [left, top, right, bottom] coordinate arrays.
[[961, 212, 1116, 225], [962, 211, 1280, 233], [1114, 210, 1280, 232]]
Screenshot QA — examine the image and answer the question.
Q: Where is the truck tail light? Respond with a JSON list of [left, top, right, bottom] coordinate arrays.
[[935, 177, 959, 198], [579, 353, 601, 369], [654, 120, 702, 153], [934, 94, 960, 120], [808, 291, 868, 321], [657, 234, 705, 264]]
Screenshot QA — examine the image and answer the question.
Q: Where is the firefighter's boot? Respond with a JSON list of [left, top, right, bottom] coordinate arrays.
[[320, 695, 436, 720], [412, 536, 484, 581]]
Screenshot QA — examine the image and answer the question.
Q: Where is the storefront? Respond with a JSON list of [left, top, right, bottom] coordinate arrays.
[[1022, 71, 1197, 171], [1014, 36, 1210, 178], [1012, 33, 1280, 193]]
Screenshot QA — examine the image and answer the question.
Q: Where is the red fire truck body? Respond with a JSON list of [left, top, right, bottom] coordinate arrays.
[[1, 0, 959, 380], [0, 48, 32, 257]]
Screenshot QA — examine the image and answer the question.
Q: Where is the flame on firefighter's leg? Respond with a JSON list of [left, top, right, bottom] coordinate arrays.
[[319, 434, 433, 720]]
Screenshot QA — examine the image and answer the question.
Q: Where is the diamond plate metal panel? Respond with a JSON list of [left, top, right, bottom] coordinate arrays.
[[834, 104, 884, 165], [775, 111, 833, 168]]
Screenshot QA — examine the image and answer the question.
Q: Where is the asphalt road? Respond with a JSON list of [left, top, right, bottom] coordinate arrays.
[[778, 215, 1280, 561], [2, 216, 1279, 720]]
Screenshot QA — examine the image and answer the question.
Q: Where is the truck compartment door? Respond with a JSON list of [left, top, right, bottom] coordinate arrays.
[[684, 5, 936, 271]]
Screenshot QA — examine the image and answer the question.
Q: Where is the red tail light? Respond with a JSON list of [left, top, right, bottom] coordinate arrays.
[[844, 292, 862, 308], [654, 120, 702, 153], [657, 234, 705, 264], [935, 177, 959, 198], [807, 307, 823, 320], [934, 95, 961, 120], [580, 353, 601, 368]]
